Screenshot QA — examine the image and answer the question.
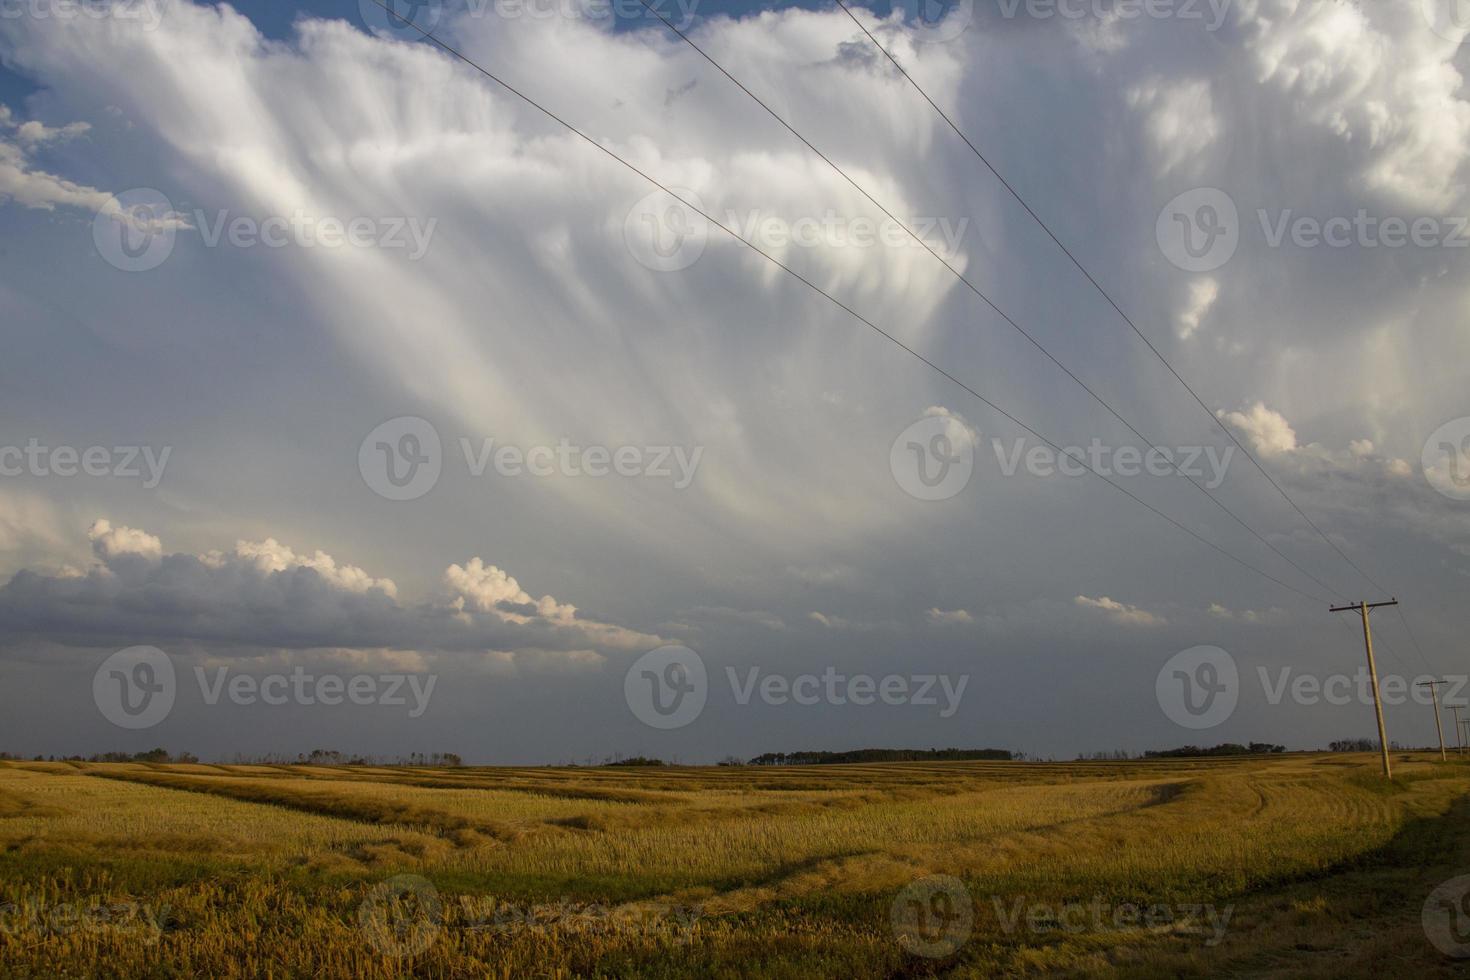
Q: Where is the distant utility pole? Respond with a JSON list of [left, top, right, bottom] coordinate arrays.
[[1419, 680, 1448, 762], [1331, 599, 1399, 779], [1453, 706, 1466, 756]]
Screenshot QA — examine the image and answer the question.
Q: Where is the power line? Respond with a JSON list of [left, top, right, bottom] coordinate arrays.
[[830, 0, 1393, 602], [833, 0, 1452, 677], [629, 0, 1348, 604], [1393, 603, 1436, 675], [366, 0, 1334, 611], [632, 0, 1446, 684]]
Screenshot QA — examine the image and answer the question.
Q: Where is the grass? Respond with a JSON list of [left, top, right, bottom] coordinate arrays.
[[0, 754, 1467, 977]]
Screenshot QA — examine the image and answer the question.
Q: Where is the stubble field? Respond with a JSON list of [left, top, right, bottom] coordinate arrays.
[[1, 753, 1468, 978]]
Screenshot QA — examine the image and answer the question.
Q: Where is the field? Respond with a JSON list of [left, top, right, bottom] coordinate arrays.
[[2, 754, 1469, 977]]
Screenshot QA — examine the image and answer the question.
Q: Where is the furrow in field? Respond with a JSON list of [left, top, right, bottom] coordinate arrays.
[[0, 768, 451, 870], [85, 769, 539, 847]]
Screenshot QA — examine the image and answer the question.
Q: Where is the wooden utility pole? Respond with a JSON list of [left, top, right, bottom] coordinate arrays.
[[1330, 599, 1398, 779], [1419, 680, 1448, 762]]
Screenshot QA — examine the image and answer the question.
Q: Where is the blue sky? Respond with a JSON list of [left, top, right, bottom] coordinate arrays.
[[1, 0, 1469, 763]]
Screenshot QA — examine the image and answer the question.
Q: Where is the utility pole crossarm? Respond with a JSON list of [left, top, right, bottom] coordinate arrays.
[[1329, 599, 1399, 612]]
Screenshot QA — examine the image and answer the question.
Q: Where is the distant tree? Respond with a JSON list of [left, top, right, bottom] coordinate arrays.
[[1329, 738, 1379, 752], [84, 748, 198, 764], [1328, 739, 1414, 752], [747, 748, 1012, 766], [1143, 743, 1284, 758]]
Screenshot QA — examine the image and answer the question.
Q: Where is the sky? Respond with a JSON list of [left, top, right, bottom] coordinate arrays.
[[1, 0, 1469, 764]]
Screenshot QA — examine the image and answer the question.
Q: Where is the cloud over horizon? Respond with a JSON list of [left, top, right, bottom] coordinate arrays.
[[1, 0, 1469, 760]]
